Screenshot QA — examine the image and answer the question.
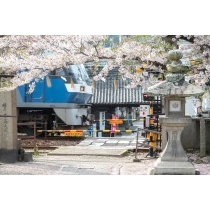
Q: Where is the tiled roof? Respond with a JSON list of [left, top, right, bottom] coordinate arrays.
[[90, 77, 142, 105], [86, 64, 162, 105], [86, 65, 143, 105]]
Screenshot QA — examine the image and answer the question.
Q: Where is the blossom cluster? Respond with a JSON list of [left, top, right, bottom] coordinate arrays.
[[1, 35, 210, 92]]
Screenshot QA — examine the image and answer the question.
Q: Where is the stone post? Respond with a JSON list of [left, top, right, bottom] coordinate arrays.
[[0, 90, 18, 163], [161, 125, 167, 150], [145, 49, 204, 175], [152, 117, 195, 175], [200, 117, 206, 157]]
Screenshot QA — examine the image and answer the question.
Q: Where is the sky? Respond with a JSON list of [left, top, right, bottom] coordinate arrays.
[[1, 0, 209, 35]]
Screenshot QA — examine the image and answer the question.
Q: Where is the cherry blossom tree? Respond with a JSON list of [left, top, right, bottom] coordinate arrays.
[[163, 35, 210, 87], [1, 35, 210, 92], [0, 35, 108, 90]]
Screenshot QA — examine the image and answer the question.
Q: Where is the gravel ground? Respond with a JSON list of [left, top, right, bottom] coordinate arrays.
[[20, 138, 82, 147], [0, 151, 155, 175], [1, 149, 210, 175], [186, 150, 210, 175], [1, 148, 210, 210]]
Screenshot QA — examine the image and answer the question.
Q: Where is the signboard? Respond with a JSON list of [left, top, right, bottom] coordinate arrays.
[[192, 99, 200, 108], [64, 130, 83, 137], [139, 105, 150, 117], [185, 97, 200, 116], [202, 98, 210, 111], [109, 119, 123, 124]]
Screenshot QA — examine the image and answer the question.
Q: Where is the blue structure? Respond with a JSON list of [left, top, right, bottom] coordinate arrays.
[[17, 64, 93, 133]]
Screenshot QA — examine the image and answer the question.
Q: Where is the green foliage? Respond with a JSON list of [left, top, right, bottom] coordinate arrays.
[[129, 35, 173, 50]]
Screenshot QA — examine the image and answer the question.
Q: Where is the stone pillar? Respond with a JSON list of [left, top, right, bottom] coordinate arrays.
[[161, 125, 167, 150], [151, 118, 195, 175], [0, 90, 18, 163], [146, 49, 204, 175], [200, 117, 206, 157]]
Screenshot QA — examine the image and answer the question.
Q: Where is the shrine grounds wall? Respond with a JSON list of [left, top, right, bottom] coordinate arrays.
[[181, 119, 210, 152]]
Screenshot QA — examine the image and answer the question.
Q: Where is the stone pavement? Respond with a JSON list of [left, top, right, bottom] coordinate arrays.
[[77, 136, 147, 149], [48, 146, 129, 157], [48, 121, 148, 157], [78, 120, 146, 148], [48, 133, 149, 157]]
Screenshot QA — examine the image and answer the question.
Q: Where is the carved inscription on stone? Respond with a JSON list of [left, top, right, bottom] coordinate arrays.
[[169, 100, 181, 112], [171, 131, 178, 157], [172, 131, 178, 141]]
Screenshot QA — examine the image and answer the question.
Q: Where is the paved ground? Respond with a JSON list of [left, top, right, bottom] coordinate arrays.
[[2, 121, 210, 175], [77, 135, 145, 148], [1, 147, 210, 175], [0, 121, 153, 175], [0, 126, 155, 175], [48, 146, 129, 157], [47, 135, 149, 157], [47, 121, 149, 157], [0, 151, 156, 175]]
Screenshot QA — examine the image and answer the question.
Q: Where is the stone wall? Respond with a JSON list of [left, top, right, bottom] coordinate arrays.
[[205, 120, 210, 151], [0, 90, 18, 163], [181, 120, 200, 150]]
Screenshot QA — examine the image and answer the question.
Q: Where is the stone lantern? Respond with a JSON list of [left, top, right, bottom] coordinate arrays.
[[146, 49, 204, 175]]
